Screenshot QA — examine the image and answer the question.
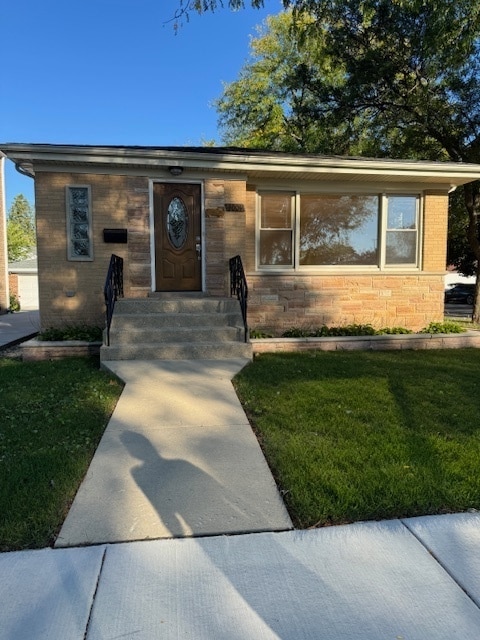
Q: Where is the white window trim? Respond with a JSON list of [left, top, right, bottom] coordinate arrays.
[[256, 190, 295, 269], [382, 193, 421, 269], [66, 185, 93, 262], [256, 189, 423, 273]]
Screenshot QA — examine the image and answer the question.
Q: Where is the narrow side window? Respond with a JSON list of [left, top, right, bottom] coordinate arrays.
[[66, 186, 93, 261], [385, 195, 419, 265], [258, 192, 294, 267]]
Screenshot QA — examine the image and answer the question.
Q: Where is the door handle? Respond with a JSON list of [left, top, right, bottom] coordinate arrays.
[[195, 243, 202, 261]]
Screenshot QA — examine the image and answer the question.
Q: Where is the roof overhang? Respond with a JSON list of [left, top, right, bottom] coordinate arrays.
[[1, 143, 480, 190]]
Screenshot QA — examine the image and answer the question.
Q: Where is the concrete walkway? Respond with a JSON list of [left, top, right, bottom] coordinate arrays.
[[56, 359, 292, 547], [0, 310, 39, 347]]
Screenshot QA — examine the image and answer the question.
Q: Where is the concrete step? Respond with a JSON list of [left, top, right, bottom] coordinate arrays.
[[110, 312, 244, 330], [100, 342, 252, 360], [108, 326, 244, 344], [102, 295, 251, 362], [116, 298, 241, 315]]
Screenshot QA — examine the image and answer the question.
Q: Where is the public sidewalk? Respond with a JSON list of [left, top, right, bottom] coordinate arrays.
[[0, 310, 40, 347], [3, 513, 480, 639]]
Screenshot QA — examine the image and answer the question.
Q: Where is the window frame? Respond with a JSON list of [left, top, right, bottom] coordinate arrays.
[[256, 190, 296, 269], [382, 193, 421, 268], [255, 188, 423, 272], [66, 185, 93, 262]]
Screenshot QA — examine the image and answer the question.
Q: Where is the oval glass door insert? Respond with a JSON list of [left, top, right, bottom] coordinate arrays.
[[166, 197, 188, 249]]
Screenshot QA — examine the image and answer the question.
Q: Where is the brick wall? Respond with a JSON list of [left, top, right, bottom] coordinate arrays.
[[126, 176, 151, 297], [35, 172, 130, 328], [423, 191, 448, 272], [33, 170, 448, 333], [8, 273, 18, 298], [204, 178, 247, 296], [34, 173, 248, 329]]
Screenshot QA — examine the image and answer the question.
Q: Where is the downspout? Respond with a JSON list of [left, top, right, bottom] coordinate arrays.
[[0, 154, 9, 313], [14, 161, 35, 178]]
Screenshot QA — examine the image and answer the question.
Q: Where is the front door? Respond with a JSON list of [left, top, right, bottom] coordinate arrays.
[[154, 183, 202, 291]]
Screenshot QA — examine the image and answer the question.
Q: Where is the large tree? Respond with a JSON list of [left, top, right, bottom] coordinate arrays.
[[7, 194, 36, 262], [215, 0, 480, 320]]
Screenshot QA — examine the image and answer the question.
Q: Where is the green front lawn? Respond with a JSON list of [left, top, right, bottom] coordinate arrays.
[[0, 357, 122, 551], [234, 350, 480, 528]]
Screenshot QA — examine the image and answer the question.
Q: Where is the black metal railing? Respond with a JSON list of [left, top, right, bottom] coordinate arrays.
[[229, 255, 248, 342], [104, 254, 124, 346]]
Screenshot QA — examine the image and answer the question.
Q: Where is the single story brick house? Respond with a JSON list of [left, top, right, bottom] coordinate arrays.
[[1, 143, 480, 337]]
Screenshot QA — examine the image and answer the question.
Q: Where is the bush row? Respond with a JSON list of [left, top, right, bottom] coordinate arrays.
[[250, 321, 467, 340]]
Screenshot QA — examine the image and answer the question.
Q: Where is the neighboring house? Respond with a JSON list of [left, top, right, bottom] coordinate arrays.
[[1, 143, 480, 336], [8, 256, 39, 310]]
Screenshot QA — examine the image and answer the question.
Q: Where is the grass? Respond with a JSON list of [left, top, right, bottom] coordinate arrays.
[[234, 350, 480, 529], [0, 357, 122, 551]]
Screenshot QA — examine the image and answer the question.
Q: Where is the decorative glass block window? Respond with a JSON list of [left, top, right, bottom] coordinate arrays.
[[66, 186, 93, 261], [258, 192, 294, 266], [385, 195, 419, 265]]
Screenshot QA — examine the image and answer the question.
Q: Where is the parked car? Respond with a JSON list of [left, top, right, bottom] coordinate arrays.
[[444, 283, 475, 305]]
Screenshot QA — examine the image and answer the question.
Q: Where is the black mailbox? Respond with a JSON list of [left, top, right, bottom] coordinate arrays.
[[103, 228, 128, 243]]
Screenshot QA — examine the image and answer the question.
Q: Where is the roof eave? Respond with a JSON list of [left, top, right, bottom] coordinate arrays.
[[1, 143, 480, 186]]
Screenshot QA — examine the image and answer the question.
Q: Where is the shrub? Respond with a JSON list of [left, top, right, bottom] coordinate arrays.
[[274, 322, 466, 339], [419, 321, 467, 334], [38, 325, 103, 342], [9, 294, 20, 312], [250, 328, 274, 339], [377, 327, 414, 335], [282, 327, 311, 338], [328, 324, 377, 336], [282, 324, 378, 338]]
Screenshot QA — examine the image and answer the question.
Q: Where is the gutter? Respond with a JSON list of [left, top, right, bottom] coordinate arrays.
[[1, 143, 480, 184]]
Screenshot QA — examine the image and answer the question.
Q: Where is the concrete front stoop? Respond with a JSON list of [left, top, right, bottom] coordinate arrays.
[[100, 295, 252, 362]]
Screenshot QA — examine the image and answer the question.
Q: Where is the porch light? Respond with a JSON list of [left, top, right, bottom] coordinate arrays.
[[169, 166, 183, 176]]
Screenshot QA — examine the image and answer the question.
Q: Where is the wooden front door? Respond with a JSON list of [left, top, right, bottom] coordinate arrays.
[[154, 183, 202, 291]]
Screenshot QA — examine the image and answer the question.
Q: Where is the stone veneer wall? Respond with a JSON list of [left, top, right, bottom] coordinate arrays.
[[246, 273, 444, 334]]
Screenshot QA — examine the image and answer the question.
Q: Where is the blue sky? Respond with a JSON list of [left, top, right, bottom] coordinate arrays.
[[1, 0, 281, 211]]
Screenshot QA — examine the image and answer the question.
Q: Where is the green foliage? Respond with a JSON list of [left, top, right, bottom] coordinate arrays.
[[250, 328, 274, 339], [234, 350, 480, 527], [9, 294, 20, 313], [38, 325, 103, 342], [216, 12, 375, 154], [215, 0, 480, 317], [280, 324, 413, 338], [377, 327, 414, 335], [420, 321, 467, 334], [0, 357, 122, 550], [7, 194, 36, 262]]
